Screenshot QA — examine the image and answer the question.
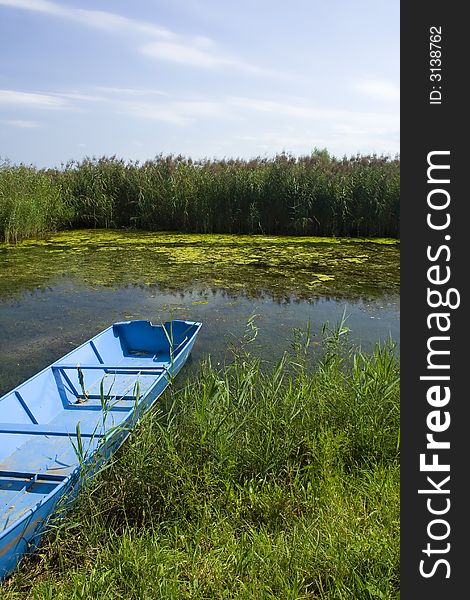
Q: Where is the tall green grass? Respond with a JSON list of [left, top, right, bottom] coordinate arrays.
[[3, 327, 400, 599], [1, 151, 400, 242], [0, 161, 73, 243]]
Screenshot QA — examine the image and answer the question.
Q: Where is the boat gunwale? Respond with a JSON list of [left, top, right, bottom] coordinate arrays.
[[0, 324, 114, 406], [0, 320, 202, 542], [0, 470, 75, 539], [0, 319, 201, 403]]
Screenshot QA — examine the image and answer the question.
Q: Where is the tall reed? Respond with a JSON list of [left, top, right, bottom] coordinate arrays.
[[0, 161, 73, 243], [1, 151, 400, 242]]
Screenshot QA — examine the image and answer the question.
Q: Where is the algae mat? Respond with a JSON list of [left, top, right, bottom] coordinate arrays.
[[0, 230, 399, 300]]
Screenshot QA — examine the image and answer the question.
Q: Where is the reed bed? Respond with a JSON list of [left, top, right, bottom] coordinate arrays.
[[0, 161, 73, 243], [1, 151, 399, 242], [2, 326, 400, 599]]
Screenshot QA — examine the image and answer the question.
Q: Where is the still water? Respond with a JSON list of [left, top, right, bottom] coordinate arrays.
[[0, 231, 399, 395]]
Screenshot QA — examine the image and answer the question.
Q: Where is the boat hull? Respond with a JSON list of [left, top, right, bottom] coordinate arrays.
[[0, 319, 201, 580]]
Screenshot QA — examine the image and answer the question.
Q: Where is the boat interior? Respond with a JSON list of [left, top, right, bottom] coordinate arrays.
[[0, 320, 200, 533]]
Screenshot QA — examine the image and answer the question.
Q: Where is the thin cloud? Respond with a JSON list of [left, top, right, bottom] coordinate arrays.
[[2, 119, 41, 128], [0, 0, 60, 14], [49, 88, 168, 104], [0, 87, 398, 136], [50, 91, 108, 103], [113, 98, 230, 127], [94, 86, 169, 98], [0, 0, 175, 38], [140, 41, 279, 77], [0, 87, 225, 126], [0, 0, 275, 76], [227, 96, 399, 157], [0, 89, 67, 108], [141, 41, 223, 69], [228, 96, 398, 129], [111, 93, 398, 141]]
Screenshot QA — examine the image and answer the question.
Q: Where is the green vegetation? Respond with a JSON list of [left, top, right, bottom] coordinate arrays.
[[2, 326, 400, 599], [0, 162, 73, 243], [0, 230, 399, 301], [1, 152, 400, 242]]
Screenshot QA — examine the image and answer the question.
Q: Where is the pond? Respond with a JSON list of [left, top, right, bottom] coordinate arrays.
[[0, 230, 399, 395]]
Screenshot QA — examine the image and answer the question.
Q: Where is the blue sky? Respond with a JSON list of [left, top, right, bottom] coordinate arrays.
[[0, 0, 399, 168]]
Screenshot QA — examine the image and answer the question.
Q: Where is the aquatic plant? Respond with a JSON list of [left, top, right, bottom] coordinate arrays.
[[0, 230, 400, 304], [0, 160, 73, 243], [0, 151, 400, 242]]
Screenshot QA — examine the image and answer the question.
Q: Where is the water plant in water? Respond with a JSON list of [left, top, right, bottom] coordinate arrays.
[[1, 151, 399, 242], [0, 230, 400, 302], [0, 160, 73, 243]]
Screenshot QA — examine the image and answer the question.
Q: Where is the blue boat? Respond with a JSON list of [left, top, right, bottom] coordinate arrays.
[[0, 319, 202, 580]]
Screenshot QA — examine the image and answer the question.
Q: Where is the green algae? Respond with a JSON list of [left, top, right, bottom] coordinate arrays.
[[343, 257, 368, 263], [0, 230, 399, 301], [312, 274, 336, 282]]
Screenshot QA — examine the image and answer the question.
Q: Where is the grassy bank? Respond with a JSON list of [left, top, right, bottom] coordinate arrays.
[[2, 327, 400, 599], [1, 152, 400, 242]]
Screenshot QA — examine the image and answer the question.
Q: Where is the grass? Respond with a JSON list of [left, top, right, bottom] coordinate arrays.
[[1, 324, 399, 599], [1, 151, 400, 242], [0, 161, 73, 243]]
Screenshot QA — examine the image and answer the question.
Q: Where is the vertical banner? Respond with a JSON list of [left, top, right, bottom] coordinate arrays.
[[401, 2, 467, 597]]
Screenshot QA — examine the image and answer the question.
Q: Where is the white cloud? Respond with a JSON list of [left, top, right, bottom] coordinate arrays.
[[0, 0, 61, 14], [112, 98, 230, 126], [227, 96, 398, 157], [139, 41, 276, 76], [50, 91, 108, 103], [2, 119, 41, 128], [72, 9, 174, 39], [94, 87, 168, 98], [0, 87, 398, 142], [0, 83, 398, 159], [0, 0, 174, 38], [140, 41, 222, 69], [228, 95, 398, 127], [0, 0, 274, 76], [0, 87, 225, 126], [0, 89, 67, 108]]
